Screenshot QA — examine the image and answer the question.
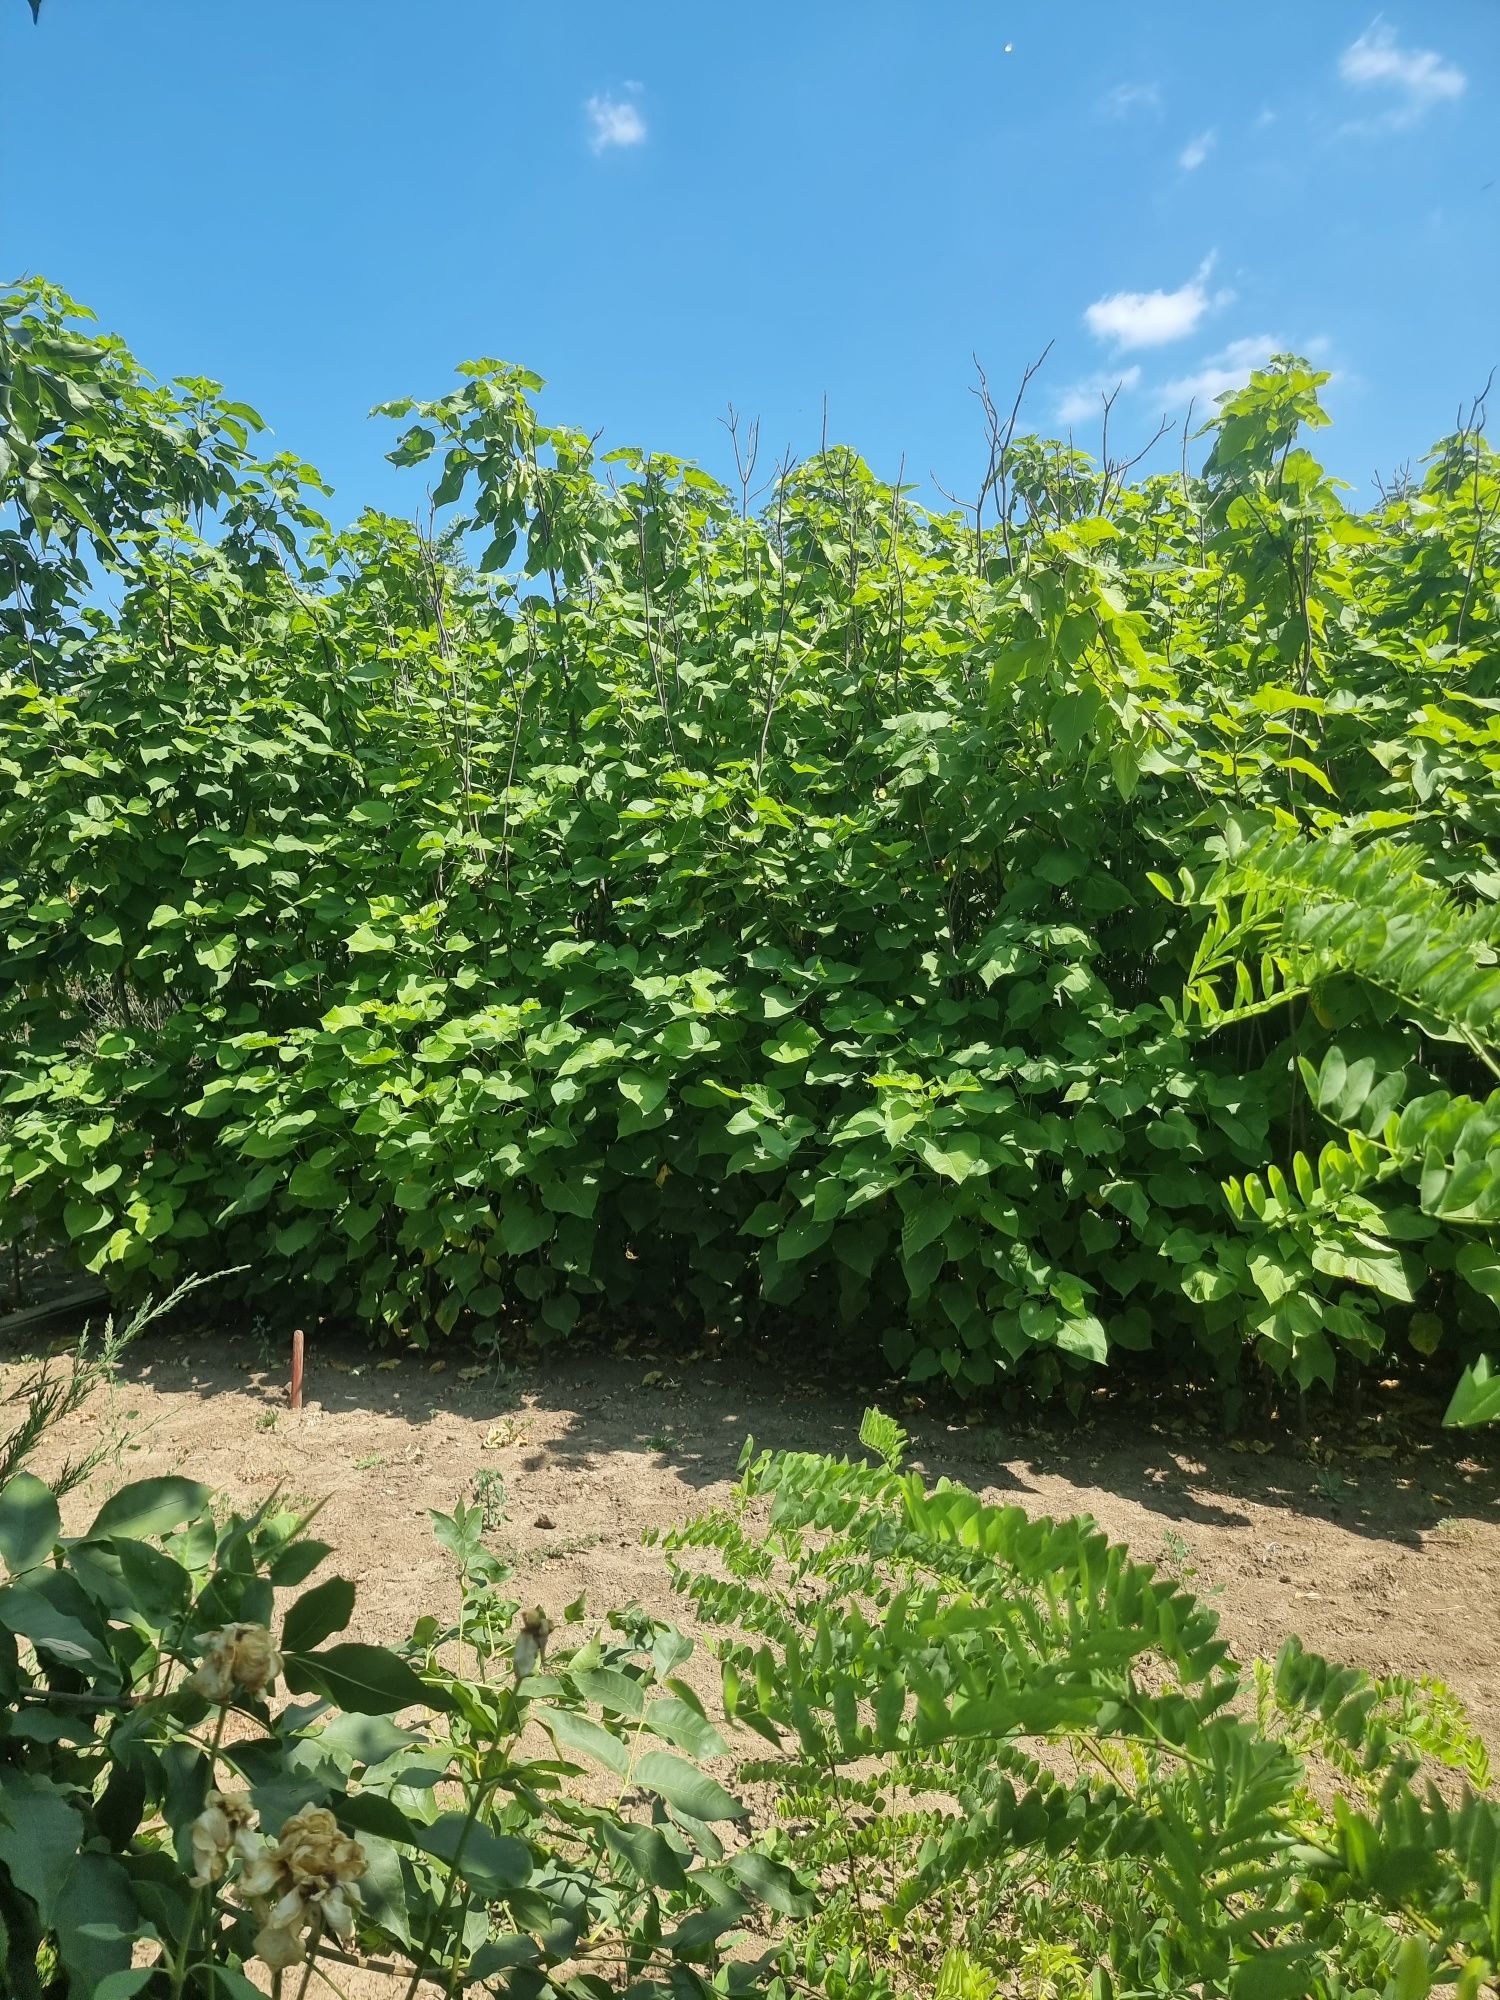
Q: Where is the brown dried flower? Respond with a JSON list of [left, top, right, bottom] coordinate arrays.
[[187, 1791, 259, 1888], [241, 1804, 367, 1969], [188, 1622, 283, 1704]]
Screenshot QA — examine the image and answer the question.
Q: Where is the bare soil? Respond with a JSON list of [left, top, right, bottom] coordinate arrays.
[[5, 1319, 1499, 1994]]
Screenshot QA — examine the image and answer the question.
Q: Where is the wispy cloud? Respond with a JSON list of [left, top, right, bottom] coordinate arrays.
[[1103, 81, 1161, 117], [1338, 23, 1465, 129], [586, 89, 647, 153], [1159, 334, 1286, 405], [1056, 366, 1143, 427], [1084, 256, 1228, 351], [1178, 129, 1215, 171]]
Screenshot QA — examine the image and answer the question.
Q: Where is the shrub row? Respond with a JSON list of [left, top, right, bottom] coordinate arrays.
[[2, 280, 1498, 1393]]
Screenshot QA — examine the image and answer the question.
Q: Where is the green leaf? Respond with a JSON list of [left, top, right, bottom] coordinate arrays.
[[665, 1904, 747, 1959], [536, 1704, 630, 1776], [345, 923, 396, 953], [775, 1214, 833, 1264], [762, 1022, 819, 1065], [618, 1070, 669, 1119], [499, 1203, 553, 1255], [269, 1539, 334, 1587], [728, 1849, 816, 1917], [336, 1791, 429, 1846], [645, 1695, 728, 1759], [901, 1190, 954, 1260], [283, 1642, 438, 1715], [54, 1851, 135, 1990], [467, 1936, 543, 1979], [0, 1473, 60, 1575], [858, 1406, 908, 1470], [281, 1575, 357, 1653], [206, 1970, 265, 2000], [1309, 1241, 1412, 1301], [601, 1819, 689, 1893], [1229, 1944, 1320, 2000], [1443, 1354, 1500, 1429], [316, 1714, 424, 1767], [1054, 1313, 1108, 1365], [419, 1812, 531, 1894], [918, 1136, 992, 1184], [1455, 1244, 1500, 1304], [87, 1477, 209, 1542], [91, 1976, 154, 2000], [0, 1583, 111, 1672], [634, 1750, 744, 1822], [935, 1949, 1000, 2000], [573, 1666, 646, 1716], [0, 1773, 83, 1929]]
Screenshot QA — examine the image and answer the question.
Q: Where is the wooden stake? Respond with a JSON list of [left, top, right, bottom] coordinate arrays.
[[290, 1326, 305, 1410]]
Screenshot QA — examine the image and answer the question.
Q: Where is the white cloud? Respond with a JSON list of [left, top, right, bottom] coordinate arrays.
[[1178, 129, 1215, 170], [1056, 366, 1142, 426], [1103, 81, 1161, 116], [1159, 334, 1285, 405], [1339, 23, 1465, 128], [586, 91, 647, 153], [1083, 256, 1228, 351]]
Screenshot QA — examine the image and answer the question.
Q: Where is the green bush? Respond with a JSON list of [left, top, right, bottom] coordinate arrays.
[[663, 1409, 1500, 2000], [2, 278, 1498, 1395]]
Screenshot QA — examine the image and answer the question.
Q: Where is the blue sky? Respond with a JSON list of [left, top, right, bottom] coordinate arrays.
[[2, 2, 1496, 518]]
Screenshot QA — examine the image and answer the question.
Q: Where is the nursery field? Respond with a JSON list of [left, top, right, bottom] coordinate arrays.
[[4, 276, 1500, 2000]]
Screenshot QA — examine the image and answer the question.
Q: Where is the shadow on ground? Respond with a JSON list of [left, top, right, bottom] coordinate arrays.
[[5, 1308, 1498, 1749]]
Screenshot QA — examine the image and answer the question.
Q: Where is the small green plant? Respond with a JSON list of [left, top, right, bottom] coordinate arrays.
[[533, 1530, 606, 1563], [352, 1450, 384, 1470], [934, 1947, 1000, 2000], [1158, 1526, 1193, 1572], [1429, 1516, 1474, 1548], [469, 1466, 507, 1532]]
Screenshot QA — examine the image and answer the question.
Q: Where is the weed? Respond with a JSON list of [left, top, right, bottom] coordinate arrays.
[[1431, 1516, 1473, 1542], [1159, 1529, 1194, 1576], [470, 1467, 507, 1532], [534, 1530, 605, 1562]]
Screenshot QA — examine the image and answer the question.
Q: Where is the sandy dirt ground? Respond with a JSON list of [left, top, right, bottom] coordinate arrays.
[[4, 1321, 1498, 1994]]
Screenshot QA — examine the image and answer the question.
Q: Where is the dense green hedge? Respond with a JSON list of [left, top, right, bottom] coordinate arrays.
[[2, 279, 1498, 1395]]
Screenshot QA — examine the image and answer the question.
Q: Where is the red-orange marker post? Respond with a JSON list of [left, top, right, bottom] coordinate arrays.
[[290, 1327, 305, 1410]]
